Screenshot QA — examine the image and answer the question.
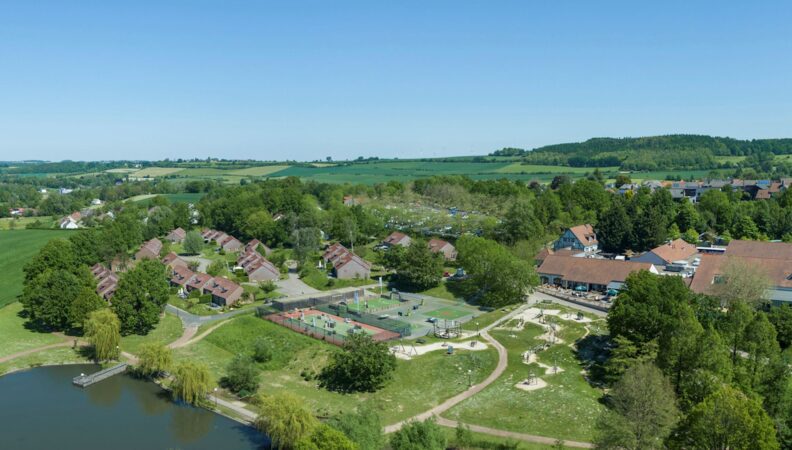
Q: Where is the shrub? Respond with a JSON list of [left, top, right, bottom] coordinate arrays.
[[252, 337, 273, 363]]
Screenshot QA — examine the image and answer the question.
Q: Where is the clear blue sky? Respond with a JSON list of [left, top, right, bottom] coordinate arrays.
[[1, 1, 790, 161]]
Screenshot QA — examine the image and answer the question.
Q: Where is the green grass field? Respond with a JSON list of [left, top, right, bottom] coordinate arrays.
[[119, 313, 183, 354], [0, 302, 63, 359], [0, 346, 89, 376], [227, 165, 290, 176], [0, 229, 76, 307], [174, 314, 499, 423], [425, 306, 470, 320]]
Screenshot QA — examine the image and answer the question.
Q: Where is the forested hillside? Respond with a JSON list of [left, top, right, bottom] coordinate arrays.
[[492, 135, 792, 171]]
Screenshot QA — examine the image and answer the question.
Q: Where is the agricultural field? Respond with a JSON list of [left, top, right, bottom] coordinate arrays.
[[0, 216, 56, 230], [0, 229, 76, 307], [130, 192, 205, 205], [227, 165, 290, 176], [128, 167, 184, 177], [496, 162, 618, 174]]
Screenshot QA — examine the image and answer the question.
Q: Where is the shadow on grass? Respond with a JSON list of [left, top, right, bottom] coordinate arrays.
[[574, 333, 611, 390]]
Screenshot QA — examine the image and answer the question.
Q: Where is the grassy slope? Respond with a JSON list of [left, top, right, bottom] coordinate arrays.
[[445, 310, 607, 442], [0, 302, 62, 359], [0, 229, 75, 307], [0, 347, 89, 376], [174, 315, 499, 423], [120, 313, 183, 354]]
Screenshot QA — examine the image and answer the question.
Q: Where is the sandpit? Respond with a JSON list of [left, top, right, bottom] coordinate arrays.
[[391, 340, 488, 360], [522, 351, 565, 374]]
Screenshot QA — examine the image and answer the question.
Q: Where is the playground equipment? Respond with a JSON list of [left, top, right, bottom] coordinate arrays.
[[433, 318, 461, 339]]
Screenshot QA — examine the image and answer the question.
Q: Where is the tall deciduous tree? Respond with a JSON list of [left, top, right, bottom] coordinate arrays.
[[594, 362, 679, 449], [84, 309, 121, 362], [183, 230, 204, 255], [294, 424, 357, 450], [596, 198, 632, 253], [136, 343, 172, 378], [710, 257, 771, 307], [456, 235, 538, 307], [69, 287, 106, 329], [674, 386, 779, 450], [111, 259, 169, 335], [319, 333, 397, 393], [21, 267, 94, 330], [388, 239, 444, 291], [172, 361, 212, 406]]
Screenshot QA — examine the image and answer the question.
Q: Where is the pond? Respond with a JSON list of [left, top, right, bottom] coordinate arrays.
[[0, 364, 266, 449]]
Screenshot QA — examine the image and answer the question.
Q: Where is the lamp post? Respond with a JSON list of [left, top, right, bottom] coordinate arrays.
[[467, 369, 472, 387], [213, 387, 218, 409]]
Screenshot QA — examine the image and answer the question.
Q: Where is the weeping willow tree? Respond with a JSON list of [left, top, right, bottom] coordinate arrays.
[[84, 308, 121, 362], [136, 343, 172, 378], [172, 361, 212, 405], [254, 392, 318, 449]]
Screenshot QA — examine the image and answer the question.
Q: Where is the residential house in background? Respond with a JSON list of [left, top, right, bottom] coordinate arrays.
[[135, 238, 163, 260], [383, 231, 412, 248], [554, 224, 598, 253], [428, 238, 457, 260], [219, 235, 242, 252], [59, 212, 82, 229], [205, 277, 244, 307], [161, 252, 188, 270], [322, 243, 372, 279], [165, 227, 187, 243], [91, 263, 118, 300], [237, 250, 280, 282], [245, 238, 271, 256], [632, 238, 698, 269]]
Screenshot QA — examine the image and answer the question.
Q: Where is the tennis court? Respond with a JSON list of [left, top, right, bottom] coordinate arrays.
[[342, 296, 401, 313], [267, 309, 401, 344]]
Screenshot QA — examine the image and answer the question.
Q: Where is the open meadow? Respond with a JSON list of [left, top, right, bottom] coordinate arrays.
[[0, 229, 76, 307], [173, 314, 499, 423]]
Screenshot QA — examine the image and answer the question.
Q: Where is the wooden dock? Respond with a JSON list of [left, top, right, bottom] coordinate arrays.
[[72, 362, 128, 387]]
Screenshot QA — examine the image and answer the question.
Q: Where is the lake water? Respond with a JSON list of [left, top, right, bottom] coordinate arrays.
[[0, 364, 266, 449]]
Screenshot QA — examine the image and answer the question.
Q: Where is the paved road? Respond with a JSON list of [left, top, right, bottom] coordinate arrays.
[[165, 304, 254, 328], [275, 273, 321, 296]]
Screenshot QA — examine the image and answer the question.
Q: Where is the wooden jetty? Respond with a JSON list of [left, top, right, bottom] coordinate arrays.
[[72, 362, 128, 387]]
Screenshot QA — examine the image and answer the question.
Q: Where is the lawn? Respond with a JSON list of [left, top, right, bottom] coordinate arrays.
[[120, 313, 183, 354], [0, 229, 76, 307], [168, 296, 219, 316], [420, 283, 462, 301], [0, 347, 89, 376], [445, 307, 607, 442], [425, 306, 470, 320], [0, 302, 63, 359], [299, 267, 374, 291], [175, 314, 499, 424]]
